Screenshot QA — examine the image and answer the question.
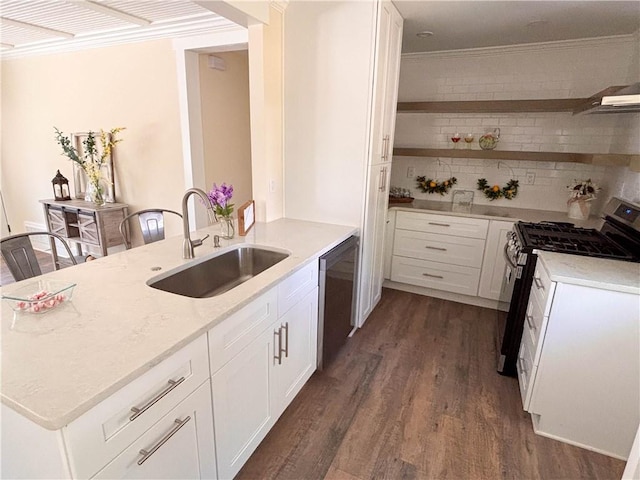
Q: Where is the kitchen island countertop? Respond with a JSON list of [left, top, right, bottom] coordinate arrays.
[[537, 251, 640, 295], [1, 218, 357, 430]]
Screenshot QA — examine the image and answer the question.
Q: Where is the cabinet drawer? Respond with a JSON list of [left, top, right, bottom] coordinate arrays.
[[92, 381, 216, 480], [63, 335, 209, 479], [78, 213, 100, 245], [524, 298, 545, 362], [278, 261, 318, 317], [517, 337, 536, 411], [530, 261, 555, 316], [393, 229, 485, 268], [396, 211, 488, 239], [209, 288, 278, 373], [391, 255, 480, 296]]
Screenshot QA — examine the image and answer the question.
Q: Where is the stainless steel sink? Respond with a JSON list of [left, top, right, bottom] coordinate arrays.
[[147, 245, 289, 298]]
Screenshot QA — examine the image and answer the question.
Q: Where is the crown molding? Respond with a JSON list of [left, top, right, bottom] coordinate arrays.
[[1, 16, 238, 60], [270, 0, 289, 14], [402, 34, 638, 61]]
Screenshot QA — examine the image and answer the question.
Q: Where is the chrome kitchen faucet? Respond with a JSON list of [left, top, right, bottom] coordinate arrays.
[[181, 188, 217, 259]]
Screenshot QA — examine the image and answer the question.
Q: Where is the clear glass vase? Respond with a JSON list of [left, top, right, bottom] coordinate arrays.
[[85, 177, 106, 206], [219, 216, 235, 239]]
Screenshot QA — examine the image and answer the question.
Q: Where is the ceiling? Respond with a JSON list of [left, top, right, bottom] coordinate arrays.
[[396, 1, 640, 53], [0, 0, 237, 58], [1, 1, 639, 58]]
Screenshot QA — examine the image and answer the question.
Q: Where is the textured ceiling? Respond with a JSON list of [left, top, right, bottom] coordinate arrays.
[[395, 1, 640, 53]]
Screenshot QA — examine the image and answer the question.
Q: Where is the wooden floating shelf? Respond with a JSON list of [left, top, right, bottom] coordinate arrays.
[[393, 147, 639, 167], [397, 98, 589, 114]]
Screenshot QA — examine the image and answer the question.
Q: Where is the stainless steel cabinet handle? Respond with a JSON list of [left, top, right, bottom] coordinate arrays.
[[378, 167, 387, 192], [428, 222, 450, 227], [525, 314, 537, 332], [282, 322, 289, 358], [518, 357, 527, 375], [274, 327, 282, 365], [424, 245, 447, 251], [381, 134, 390, 161], [533, 277, 544, 291], [422, 273, 444, 279], [137, 416, 191, 465], [130, 377, 186, 421]]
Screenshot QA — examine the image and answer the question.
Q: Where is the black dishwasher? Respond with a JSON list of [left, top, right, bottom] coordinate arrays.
[[317, 235, 358, 370]]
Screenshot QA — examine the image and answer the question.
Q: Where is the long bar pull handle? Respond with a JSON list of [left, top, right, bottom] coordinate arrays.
[[137, 416, 191, 465], [428, 222, 450, 227], [381, 134, 390, 161], [525, 314, 537, 333], [130, 377, 186, 421], [282, 322, 289, 358], [518, 357, 527, 375], [533, 277, 545, 291], [378, 167, 387, 192], [274, 327, 282, 365], [422, 273, 444, 279], [424, 246, 447, 251]]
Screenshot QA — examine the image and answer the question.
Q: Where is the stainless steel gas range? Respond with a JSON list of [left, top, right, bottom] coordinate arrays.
[[497, 197, 640, 377]]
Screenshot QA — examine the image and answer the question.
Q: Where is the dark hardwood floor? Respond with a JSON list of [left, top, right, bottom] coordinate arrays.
[[237, 288, 625, 480]]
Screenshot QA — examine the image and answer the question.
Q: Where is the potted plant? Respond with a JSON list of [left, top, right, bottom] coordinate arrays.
[[567, 178, 600, 220], [207, 183, 235, 239]]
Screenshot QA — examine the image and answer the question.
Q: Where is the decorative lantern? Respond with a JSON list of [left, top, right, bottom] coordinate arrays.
[[52, 170, 71, 201]]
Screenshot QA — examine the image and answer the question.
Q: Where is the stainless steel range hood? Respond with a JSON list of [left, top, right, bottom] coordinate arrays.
[[574, 83, 640, 114]]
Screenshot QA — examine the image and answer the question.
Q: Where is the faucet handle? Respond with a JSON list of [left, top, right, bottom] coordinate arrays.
[[192, 234, 210, 248]]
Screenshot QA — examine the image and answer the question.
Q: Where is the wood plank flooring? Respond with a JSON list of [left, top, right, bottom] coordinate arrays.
[[237, 288, 625, 480]]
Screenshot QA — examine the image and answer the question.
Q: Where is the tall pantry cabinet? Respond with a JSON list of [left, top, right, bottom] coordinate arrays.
[[283, 0, 403, 327]]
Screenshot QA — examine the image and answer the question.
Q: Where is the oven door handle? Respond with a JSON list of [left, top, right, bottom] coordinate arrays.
[[503, 243, 518, 269]]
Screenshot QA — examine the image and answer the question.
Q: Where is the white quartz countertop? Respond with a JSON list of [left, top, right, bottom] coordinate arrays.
[[0, 218, 357, 430], [389, 199, 603, 229], [537, 251, 640, 295]]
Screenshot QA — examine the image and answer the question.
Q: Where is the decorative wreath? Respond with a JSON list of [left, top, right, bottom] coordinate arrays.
[[416, 176, 457, 195], [477, 178, 519, 200]]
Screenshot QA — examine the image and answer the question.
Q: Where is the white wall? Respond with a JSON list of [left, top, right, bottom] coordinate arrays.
[[199, 51, 253, 210], [283, 0, 377, 227], [392, 35, 640, 212]]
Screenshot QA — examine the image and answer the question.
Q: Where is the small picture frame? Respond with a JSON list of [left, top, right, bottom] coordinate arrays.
[[238, 200, 255, 236]]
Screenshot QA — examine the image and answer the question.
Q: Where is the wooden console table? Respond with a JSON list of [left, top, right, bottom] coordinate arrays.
[[40, 199, 129, 257]]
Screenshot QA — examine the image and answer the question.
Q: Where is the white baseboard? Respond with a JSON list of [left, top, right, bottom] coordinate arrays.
[[383, 279, 506, 311]]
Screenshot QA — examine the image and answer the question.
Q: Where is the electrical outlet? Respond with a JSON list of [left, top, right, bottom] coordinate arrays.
[[407, 166, 416, 178], [526, 172, 536, 185]]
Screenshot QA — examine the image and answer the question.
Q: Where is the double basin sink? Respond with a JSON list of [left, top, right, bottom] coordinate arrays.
[[148, 245, 289, 298]]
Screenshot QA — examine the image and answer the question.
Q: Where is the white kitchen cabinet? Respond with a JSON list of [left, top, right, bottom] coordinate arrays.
[[211, 324, 275, 480], [1, 335, 213, 480], [518, 259, 640, 459], [210, 263, 320, 479], [272, 287, 319, 418], [390, 212, 488, 297], [357, 0, 403, 326], [383, 209, 396, 280], [478, 220, 514, 302], [359, 164, 392, 320], [283, 0, 403, 328], [92, 381, 216, 480]]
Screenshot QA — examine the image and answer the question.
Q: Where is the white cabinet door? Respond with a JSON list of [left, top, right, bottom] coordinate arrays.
[[211, 326, 276, 480], [93, 381, 216, 480], [358, 164, 390, 324], [272, 288, 319, 419], [478, 220, 514, 301]]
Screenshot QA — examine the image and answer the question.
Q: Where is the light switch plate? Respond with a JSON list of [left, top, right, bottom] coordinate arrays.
[[407, 166, 415, 178]]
